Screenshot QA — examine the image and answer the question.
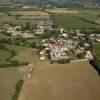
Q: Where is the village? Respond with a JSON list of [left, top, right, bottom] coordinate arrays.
[[0, 4, 100, 100], [0, 22, 98, 63]]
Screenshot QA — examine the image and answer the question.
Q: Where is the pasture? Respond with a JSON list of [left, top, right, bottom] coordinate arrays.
[[49, 8, 100, 30], [54, 14, 98, 29], [93, 42, 100, 60], [0, 43, 32, 66]]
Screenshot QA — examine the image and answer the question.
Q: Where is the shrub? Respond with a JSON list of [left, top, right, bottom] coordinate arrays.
[[76, 52, 86, 59], [58, 58, 70, 64], [12, 80, 24, 100]]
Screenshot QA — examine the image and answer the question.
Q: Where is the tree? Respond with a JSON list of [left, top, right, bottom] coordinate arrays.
[[23, 22, 31, 31]]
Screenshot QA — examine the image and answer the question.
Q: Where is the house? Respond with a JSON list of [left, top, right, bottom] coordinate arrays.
[[34, 25, 44, 35], [85, 51, 93, 60]]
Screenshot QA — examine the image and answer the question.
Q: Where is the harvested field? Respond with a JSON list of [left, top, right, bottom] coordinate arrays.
[[46, 8, 79, 14], [18, 61, 100, 100], [0, 67, 25, 100], [19, 16, 50, 20], [9, 11, 50, 16]]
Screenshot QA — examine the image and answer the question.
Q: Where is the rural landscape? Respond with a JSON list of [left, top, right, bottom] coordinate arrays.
[[0, 0, 100, 100]]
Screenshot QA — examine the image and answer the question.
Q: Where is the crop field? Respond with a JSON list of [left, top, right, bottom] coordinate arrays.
[[18, 61, 100, 100], [9, 11, 50, 20], [49, 8, 100, 30], [46, 8, 79, 14], [0, 15, 30, 25], [0, 10, 50, 25], [9, 11, 49, 16], [0, 67, 25, 100], [54, 14, 98, 29]]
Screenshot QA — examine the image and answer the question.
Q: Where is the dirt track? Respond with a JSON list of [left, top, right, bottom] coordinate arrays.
[[18, 61, 100, 100]]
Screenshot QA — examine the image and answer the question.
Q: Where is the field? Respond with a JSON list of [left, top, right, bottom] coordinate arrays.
[[0, 44, 25, 65], [0, 33, 41, 66], [9, 11, 50, 20], [9, 11, 49, 16], [93, 42, 100, 60], [54, 14, 97, 29], [45, 8, 79, 14], [11, 48, 40, 63], [0, 67, 25, 100], [0, 10, 50, 25], [0, 44, 40, 65], [18, 61, 100, 100], [0, 15, 29, 25], [50, 8, 100, 30]]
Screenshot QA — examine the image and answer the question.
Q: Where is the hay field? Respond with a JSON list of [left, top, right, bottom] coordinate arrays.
[[18, 61, 100, 100]]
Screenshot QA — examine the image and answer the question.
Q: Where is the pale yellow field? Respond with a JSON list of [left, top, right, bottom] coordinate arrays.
[[46, 8, 79, 14], [18, 61, 100, 100], [19, 15, 50, 20], [9, 11, 50, 16]]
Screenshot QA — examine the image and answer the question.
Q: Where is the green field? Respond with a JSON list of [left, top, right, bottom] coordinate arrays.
[[0, 15, 30, 25], [54, 14, 100, 29], [93, 42, 100, 61], [0, 43, 40, 66], [52, 8, 100, 30], [0, 44, 26, 65]]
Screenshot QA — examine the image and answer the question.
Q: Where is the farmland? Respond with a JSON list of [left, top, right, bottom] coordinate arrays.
[[0, 67, 25, 100], [0, 7, 100, 100], [54, 14, 97, 29], [9, 11, 49, 16], [50, 8, 100, 30], [18, 61, 100, 100], [93, 42, 100, 61], [45, 8, 79, 14], [0, 43, 40, 66], [0, 44, 27, 65], [0, 10, 50, 25]]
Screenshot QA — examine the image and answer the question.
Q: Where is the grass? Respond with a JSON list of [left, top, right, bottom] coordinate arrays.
[[12, 80, 24, 100], [54, 14, 97, 29], [93, 42, 100, 60], [0, 15, 30, 25], [0, 33, 41, 65], [50, 8, 100, 30], [0, 44, 29, 65], [11, 48, 40, 63], [0, 49, 11, 64], [66, 51, 78, 60]]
